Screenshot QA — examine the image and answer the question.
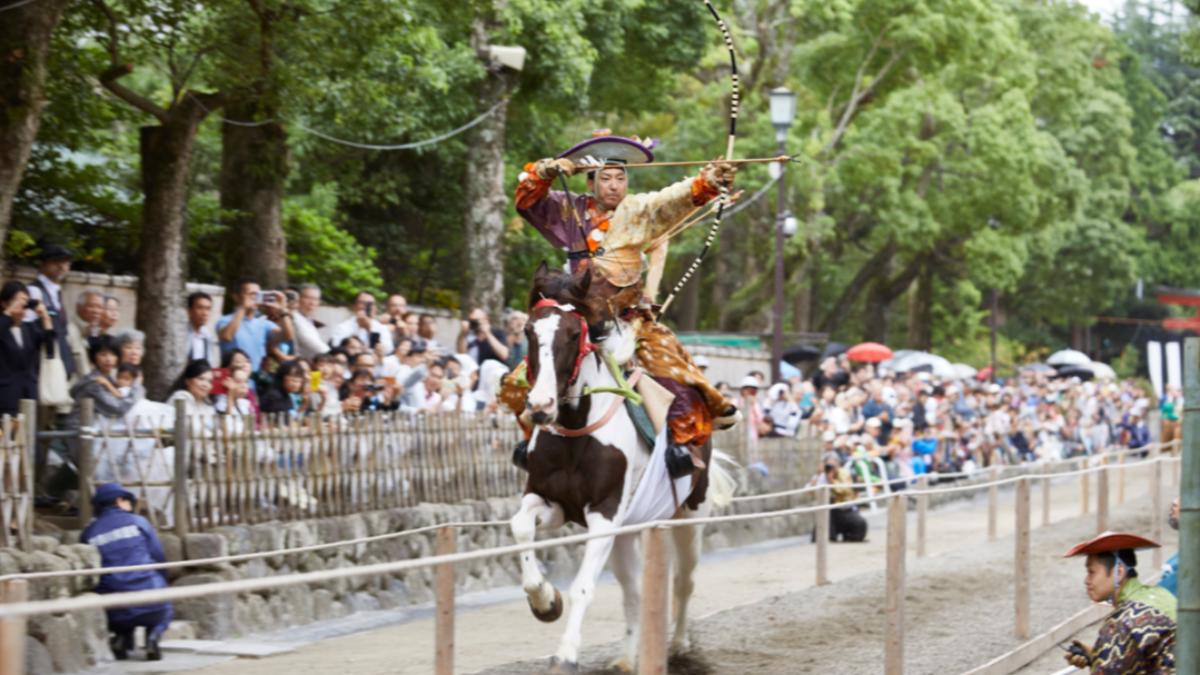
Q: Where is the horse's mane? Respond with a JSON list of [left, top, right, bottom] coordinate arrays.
[[528, 262, 598, 323]]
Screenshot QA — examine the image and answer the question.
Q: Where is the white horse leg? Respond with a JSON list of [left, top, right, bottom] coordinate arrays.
[[511, 493, 564, 621], [670, 507, 707, 655], [607, 533, 641, 673], [552, 511, 617, 669]]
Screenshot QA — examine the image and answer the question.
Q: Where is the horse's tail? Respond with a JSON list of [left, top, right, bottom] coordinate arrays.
[[707, 449, 740, 508]]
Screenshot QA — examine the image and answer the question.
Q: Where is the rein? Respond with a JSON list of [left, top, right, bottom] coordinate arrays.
[[552, 369, 642, 438]]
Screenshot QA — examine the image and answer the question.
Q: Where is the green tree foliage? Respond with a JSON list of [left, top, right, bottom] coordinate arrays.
[[9, 0, 1200, 366]]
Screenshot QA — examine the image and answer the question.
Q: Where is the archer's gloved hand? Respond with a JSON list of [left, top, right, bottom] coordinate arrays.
[[702, 160, 737, 189], [533, 158, 576, 180]]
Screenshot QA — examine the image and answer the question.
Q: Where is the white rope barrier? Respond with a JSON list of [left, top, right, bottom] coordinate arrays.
[[0, 454, 1178, 620], [3, 443, 1178, 583], [0, 520, 510, 583], [732, 441, 1178, 503]]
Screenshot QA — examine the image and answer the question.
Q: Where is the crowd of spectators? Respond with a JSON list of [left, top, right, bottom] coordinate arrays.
[[1, 245, 1177, 512], [0, 246, 538, 501], [724, 353, 1167, 494]]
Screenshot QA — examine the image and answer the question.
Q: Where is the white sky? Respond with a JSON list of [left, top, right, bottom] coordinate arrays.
[[1082, 0, 1124, 19]]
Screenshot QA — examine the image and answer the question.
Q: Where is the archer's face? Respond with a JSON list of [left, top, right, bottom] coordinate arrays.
[[589, 168, 627, 211]]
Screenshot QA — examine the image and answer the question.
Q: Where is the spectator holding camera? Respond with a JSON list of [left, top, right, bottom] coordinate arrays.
[[212, 348, 258, 417], [329, 291, 394, 357], [808, 453, 868, 542], [216, 280, 294, 372], [0, 281, 55, 415], [378, 294, 409, 345], [456, 308, 508, 366]]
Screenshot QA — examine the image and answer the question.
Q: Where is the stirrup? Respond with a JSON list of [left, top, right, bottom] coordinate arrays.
[[666, 443, 699, 479]]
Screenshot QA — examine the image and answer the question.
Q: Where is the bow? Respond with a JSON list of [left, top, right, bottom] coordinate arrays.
[[659, 0, 740, 315]]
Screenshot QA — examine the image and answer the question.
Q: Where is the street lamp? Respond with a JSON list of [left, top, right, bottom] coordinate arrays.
[[769, 87, 797, 384]]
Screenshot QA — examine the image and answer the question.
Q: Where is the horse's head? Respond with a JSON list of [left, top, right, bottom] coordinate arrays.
[[526, 265, 595, 426]]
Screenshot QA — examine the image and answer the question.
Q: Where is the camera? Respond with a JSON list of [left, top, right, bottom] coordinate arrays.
[[469, 319, 481, 332], [364, 300, 374, 317], [26, 298, 39, 311]]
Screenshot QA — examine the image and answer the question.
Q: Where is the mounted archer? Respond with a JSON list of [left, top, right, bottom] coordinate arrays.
[[511, 131, 741, 477]]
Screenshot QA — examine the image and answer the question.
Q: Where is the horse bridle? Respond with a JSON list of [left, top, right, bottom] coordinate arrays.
[[531, 298, 595, 386]]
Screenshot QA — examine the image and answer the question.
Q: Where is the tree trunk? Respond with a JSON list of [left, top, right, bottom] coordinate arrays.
[[0, 0, 70, 274], [907, 260, 934, 350], [462, 17, 514, 318], [220, 100, 289, 290], [863, 264, 894, 343], [138, 94, 219, 400]]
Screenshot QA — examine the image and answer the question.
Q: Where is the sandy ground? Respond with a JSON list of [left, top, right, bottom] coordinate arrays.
[[172, 461, 1178, 675]]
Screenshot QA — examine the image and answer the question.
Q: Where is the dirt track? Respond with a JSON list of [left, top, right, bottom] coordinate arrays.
[[181, 462, 1178, 675]]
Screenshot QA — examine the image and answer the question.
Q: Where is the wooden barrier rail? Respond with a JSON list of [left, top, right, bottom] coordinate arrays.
[[0, 454, 1181, 675]]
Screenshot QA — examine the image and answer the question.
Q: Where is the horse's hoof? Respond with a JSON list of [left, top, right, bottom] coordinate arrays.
[[545, 656, 579, 674], [529, 588, 563, 623]]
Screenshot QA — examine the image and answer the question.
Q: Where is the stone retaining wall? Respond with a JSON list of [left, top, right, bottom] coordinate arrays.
[[3, 440, 821, 672]]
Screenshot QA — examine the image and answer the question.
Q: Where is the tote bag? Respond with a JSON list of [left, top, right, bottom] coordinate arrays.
[[38, 340, 72, 407]]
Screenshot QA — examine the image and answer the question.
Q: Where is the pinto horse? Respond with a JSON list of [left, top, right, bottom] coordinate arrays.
[[511, 265, 736, 673]]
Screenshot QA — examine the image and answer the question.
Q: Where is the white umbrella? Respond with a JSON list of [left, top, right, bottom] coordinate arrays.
[[1088, 361, 1117, 381], [879, 349, 920, 371], [1047, 349, 1091, 367], [890, 351, 955, 379], [951, 363, 978, 380]]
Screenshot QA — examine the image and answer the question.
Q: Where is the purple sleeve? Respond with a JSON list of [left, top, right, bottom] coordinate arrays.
[[517, 190, 577, 250]]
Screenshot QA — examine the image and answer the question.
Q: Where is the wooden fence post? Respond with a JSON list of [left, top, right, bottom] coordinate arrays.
[[434, 526, 456, 675], [1042, 470, 1051, 528], [77, 398, 95, 529], [885, 495, 907, 675], [1118, 454, 1126, 505], [638, 527, 670, 675], [18, 400, 36, 553], [173, 398, 190, 539], [1152, 459, 1164, 570], [0, 579, 28, 675], [1015, 478, 1031, 640], [988, 466, 999, 541], [916, 474, 928, 557], [1081, 459, 1090, 516], [1097, 459, 1109, 534], [815, 486, 829, 586]]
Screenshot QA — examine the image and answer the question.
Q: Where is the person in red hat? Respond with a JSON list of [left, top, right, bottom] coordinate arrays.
[[1061, 531, 1176, 672]]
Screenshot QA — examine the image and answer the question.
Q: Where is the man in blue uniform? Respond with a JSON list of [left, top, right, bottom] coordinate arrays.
[[81, 483, 172, 661]]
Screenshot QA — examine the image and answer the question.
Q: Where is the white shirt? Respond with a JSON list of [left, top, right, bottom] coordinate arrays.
[[292, 310, 328, 360], [25, 273, 62, 323], [329, 317, 394, 355], [188, 325, 219, 366]]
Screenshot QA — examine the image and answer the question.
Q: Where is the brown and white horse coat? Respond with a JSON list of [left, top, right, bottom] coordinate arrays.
[[512, 267, 736, 672]]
